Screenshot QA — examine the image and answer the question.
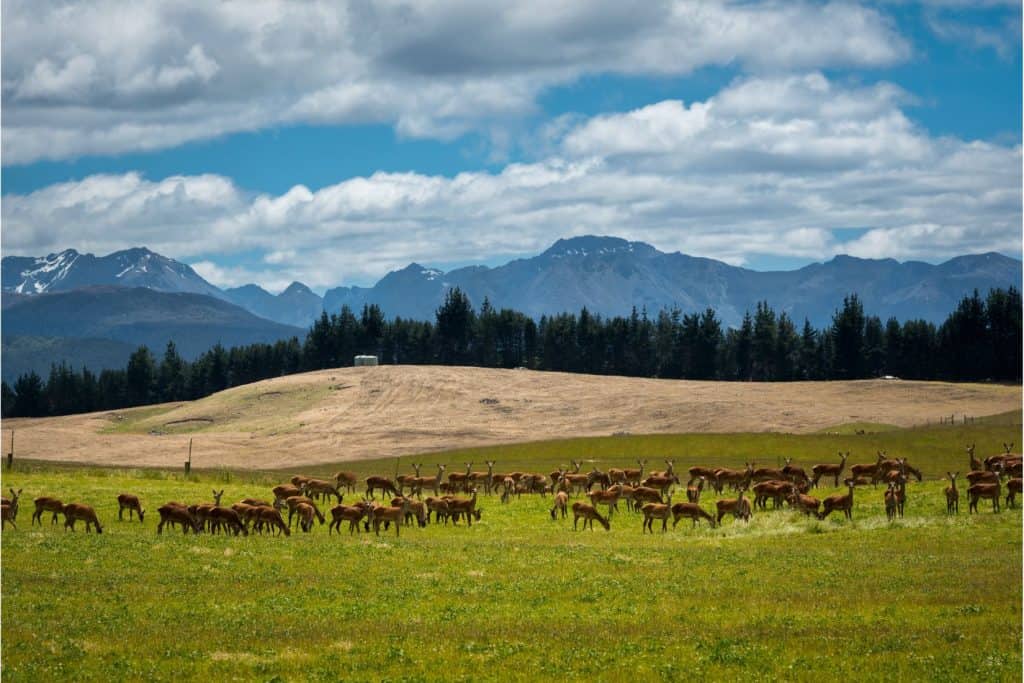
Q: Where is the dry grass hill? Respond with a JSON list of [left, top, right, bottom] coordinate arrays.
[[3, 365, 1020, 469]]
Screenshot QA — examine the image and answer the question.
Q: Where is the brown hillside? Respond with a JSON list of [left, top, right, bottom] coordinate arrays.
[[3, 365, 1020, 469]]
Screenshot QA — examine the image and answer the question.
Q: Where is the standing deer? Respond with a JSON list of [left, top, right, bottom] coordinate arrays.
[[1005, 478, 1021, 509], [686, 476, 706, 503], [818, 480, 855, 521], [117, 493, 145, 523], [334, 471, 358, 493], [1, 488, 22, 522], [586, 485, 621, 517], [412, 464, 446, 498], [550, 490, 568, 519], [369, 498, 412, 536], [365, 476, 400, 500], [467, 461, 495, 495], [641, 494, 673, 533], [716, 488, 751, 524], [304, 479, 344, 503], [968, 477, 1001, 514], [782, 458, 810, 485], [63, 503, 103, 533], [945, 472, 959, 515], [448, 463, 473, 493], [1, 503, 15, 530], [884, 483, 898, 521], [966, 444, 982, 472], [32, 497, 64, 525], [571, 501, 610, 531], [812, 452, 848, 488]]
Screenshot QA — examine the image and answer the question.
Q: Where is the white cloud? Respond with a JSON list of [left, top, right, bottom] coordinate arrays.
[[3, 74, 1019, 287], [1, 0, 909, 164]]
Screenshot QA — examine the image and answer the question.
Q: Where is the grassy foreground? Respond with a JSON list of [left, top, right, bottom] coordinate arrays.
[[2, 416, 1022, 681]]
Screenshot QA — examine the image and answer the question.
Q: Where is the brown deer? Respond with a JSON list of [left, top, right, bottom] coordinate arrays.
[[334, 470, 358, 493], [688, 464, 719, 484], [550, 490, 569, 519], [294, 502, 316, 533], [611, 459, 647, 486], [586, 468, 612, 492], [671, 501, 716, 528], [283, 495, 325, 528], [395, 465, 421, 495], [686, 476, 706, 503], [641, 473, 679, 497], [369, 498, 411, 536], [446, 489, 480, 526], [586, 485, 621, 517], [968, 477, 1001, 513], [365, 476, 400, 499], [1005, 478, 1021, 509], [782, 458, 810, 485], [848, 457, 879, 484], [1, 503, 15, 530], [239, 498, 274, 508], [984, 443, 1016, 472], [966, 444, 983, 472], [63, 503, 103, 533], [812, 452, 848, 488], [272, 484, 304, 506], [156, 503, 198, 534], [304, 479, 344, 503], [884, 482, 898, 521], [648, 459, 676, 479], [751, 463, 787, 483], [945, 472, 959, 514], [818, 480, 855, 520], [328, 503, 368, 535], [641, 495, 673, 533], [572, 501, 610, 531], [713, 463, 752, 493], [425, 496, 451, 525], [31, 499, 63, 528], [894, 476, 907, 518], [787, 491, 821, 516], [752, 480, 793, 510], [210, 506, 249, 535], [291, 475, 312, 489], [412, 463, 446, 498], [2, 488, 22, 522], [966, 469, 1000, 486], [447, 463, 473, 493], [253, 505, 291, 535], [558, 466, 590, 497], [467, 461, 495, 495], [117, 493, 145, 523], [390, 497, 428, 527], [716, 488, 751, 524], [632, 486, 664, 507]]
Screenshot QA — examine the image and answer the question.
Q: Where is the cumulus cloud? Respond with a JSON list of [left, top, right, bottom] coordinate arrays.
[[3, 74, 1019, 288], [1, 0, 909, 164]]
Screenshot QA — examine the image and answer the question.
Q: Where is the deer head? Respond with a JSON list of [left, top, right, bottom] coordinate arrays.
[[212, 489, 224, 506]]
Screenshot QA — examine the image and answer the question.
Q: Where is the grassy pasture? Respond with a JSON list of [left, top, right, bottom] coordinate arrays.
[[1, 414, 1021, 681]]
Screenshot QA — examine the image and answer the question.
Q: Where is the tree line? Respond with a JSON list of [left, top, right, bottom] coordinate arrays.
[[2, 287, 1020, 419]]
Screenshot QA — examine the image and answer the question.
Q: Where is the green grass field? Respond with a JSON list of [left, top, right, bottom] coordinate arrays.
[[2, 413, 1021, 681]]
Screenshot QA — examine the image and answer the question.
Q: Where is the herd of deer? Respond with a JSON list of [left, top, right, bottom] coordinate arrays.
[[2, 443, 1020, 536]]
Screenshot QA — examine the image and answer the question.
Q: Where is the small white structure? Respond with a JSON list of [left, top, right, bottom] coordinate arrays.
[[354, 355, 379, 367]]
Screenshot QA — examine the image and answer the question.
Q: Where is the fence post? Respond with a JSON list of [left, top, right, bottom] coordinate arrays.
[[184, 438, 193, 475], [6, 430, 13, 470]]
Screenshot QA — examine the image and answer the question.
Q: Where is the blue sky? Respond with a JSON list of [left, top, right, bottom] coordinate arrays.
[[2, 1, 1020, 291]]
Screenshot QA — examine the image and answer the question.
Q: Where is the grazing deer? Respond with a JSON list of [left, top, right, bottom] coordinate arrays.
[[967, 444, 982, 472], [671, 502, 716, 528], [818, 480, 855, 521], [304, 479, 344, 503], [1005, 478, 1021, 509], [945, 472, 959, 514], [688, 464, 718, 484], [448, 463, 473, 493], [572, 501, 610, 531], [686, 476, 706, 503], [291, 475, 312, 489], [812, 452, 848, 488], [253, 505, 291, 535], [716, 488, 751, 524], [587, 485, 621, 517], [334, 471, 358, 493], [155, 501, 197, 532], [752, 480, 793, 510], [968, 477, 1001, 514], [641, 496, 673, 533], [283, 495, 325, 528], [369, 498, 411, 536], [632, 486, 664, 507], [550, 491, 569, 519], [1, 503, 15, 530], [365, 476, 400, 499], [1, 488, 22, 522], [787, 491, 821, 517], [239, 498, 274, 508], [294, 502, 316, 533], [558, 469, 590, 497], [117, 493, 145, 523], [210, 506, 249, 535], [63, 503, 103, 533], [751, 463, 787, 483]]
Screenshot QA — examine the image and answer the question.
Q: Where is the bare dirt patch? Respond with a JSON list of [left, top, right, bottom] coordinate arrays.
[[3, 365, 1019, 470]]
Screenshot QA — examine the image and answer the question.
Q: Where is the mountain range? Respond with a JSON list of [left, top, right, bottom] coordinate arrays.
[[2, 236, 1020, 380]]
